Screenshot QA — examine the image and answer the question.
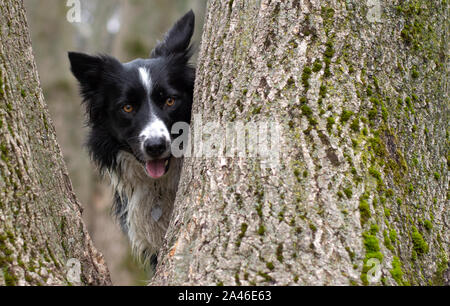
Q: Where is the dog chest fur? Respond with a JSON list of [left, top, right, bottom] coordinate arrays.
[[108, 151, 182, 262]]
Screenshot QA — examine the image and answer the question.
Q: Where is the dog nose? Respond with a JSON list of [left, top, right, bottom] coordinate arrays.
[[144, 137, 167, 157]]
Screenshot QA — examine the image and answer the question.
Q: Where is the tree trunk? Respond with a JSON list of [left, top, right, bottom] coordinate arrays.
[[0, 0, 111, 285], [152, 0, 448, 285]]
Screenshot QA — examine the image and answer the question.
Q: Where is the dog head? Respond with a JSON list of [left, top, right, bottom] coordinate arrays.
[[68, 10, 195, 179]]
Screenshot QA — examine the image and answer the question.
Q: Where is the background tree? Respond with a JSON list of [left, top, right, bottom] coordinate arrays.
[[0, 0, 110, 285], [152, 0, 448, 285]]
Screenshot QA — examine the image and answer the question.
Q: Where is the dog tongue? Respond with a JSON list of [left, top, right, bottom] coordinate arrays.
[[146, 160, 165, 178]]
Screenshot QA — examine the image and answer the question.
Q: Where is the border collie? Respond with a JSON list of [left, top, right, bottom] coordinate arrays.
[[68, 11, 195, 269]]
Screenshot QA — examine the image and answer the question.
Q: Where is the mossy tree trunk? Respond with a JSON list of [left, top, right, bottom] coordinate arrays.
[[0, 0, 111, 285], [152, 0, 448, 285]]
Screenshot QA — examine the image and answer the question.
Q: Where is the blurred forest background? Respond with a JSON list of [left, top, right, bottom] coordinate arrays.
[[23, 0, 206, 285]]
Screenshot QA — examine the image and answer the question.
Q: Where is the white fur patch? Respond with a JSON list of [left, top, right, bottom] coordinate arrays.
[[139, 117, 170, 141], [139, 116, 171, 155], [139, 67, 151, 93]]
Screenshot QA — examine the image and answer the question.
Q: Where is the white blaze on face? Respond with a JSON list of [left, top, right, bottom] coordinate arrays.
[[139, 67, 151, 93], [138, 66, 171, 154]]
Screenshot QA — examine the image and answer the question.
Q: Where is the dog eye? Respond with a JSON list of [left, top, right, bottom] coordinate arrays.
[[122, 104, 133, 113], [165, 97, 175, 107]]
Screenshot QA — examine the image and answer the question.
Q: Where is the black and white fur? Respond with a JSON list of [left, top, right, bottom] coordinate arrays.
[[68, 11, 195, 268]]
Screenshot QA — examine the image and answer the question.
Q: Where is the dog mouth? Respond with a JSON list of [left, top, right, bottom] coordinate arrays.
[[145, 157, 171, 179]]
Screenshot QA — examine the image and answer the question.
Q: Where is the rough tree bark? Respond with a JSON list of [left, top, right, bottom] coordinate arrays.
[[152, 0, 448, 285], [0, 0, 111, 285]]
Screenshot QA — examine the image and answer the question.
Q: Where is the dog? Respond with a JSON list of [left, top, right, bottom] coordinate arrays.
[[68, 10, 195, 270]]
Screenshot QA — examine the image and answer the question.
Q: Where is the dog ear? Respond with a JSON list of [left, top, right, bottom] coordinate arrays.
[[68, 52, 105, 90], [68, 52, 122, 122], [68, 52, 121, 96], [150, 10, 195, 58]]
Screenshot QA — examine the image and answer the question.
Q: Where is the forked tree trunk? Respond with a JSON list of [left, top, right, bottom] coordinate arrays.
[[0, 0, 110, 285], [152, 0, 448, 285]]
